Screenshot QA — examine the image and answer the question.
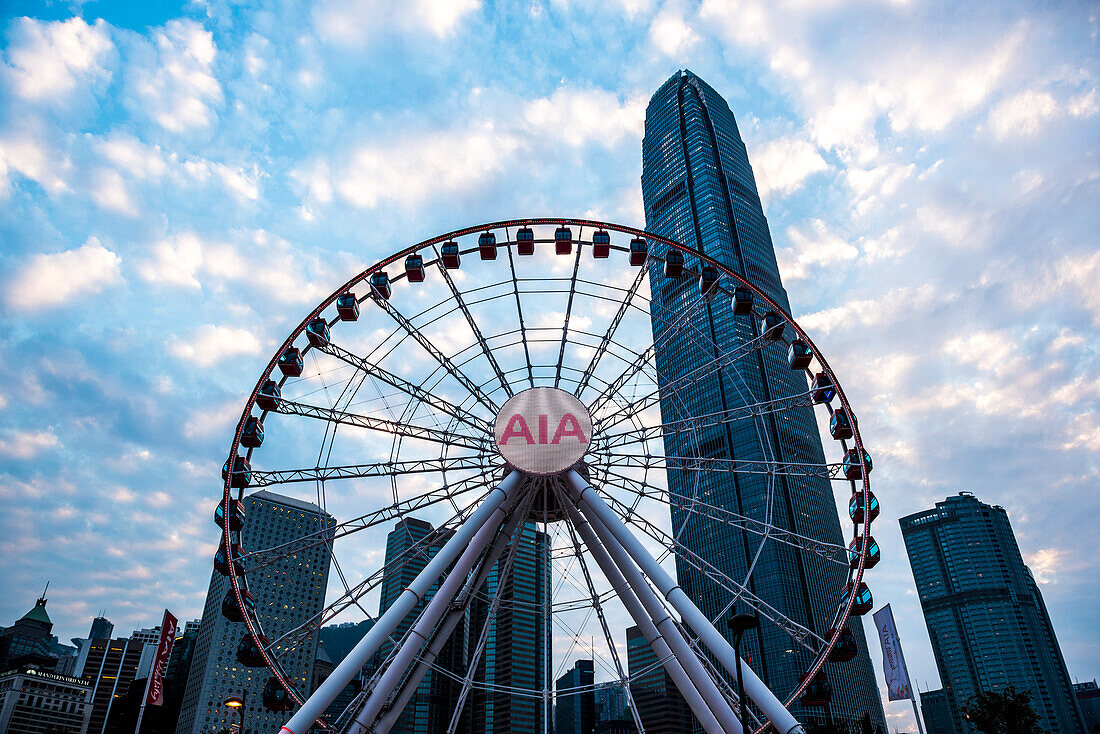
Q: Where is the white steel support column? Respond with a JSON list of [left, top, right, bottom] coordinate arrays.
[[280, 470, 524, 734], [359, 497, 530, 734], [565, 501, 742, 734], [566, 469, 805, 734]]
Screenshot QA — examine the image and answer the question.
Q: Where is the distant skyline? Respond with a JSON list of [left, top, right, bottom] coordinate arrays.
[[1, 2, 1098, 733]]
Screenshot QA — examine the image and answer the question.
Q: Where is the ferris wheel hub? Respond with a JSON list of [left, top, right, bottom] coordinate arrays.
[[493, 387, 592, 476]]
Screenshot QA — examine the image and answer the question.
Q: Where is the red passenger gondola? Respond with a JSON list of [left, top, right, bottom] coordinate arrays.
[[213, 499, 245, 531], [479, 232, 497, 260], [240, 416, 264, 448], [213, 541, 245, 577], [788, 339, 812, 370], [592, 230, 611, 259], [629, 238, 647, 266], [811, 372, 834, 403], [516, 227, 534, 255], [257, 380, 281, 412], [336, 292, 359, 321], [849, 535, 880, 569], [849, 489, 879, 524], [305, 318, 330, 348], [441, 241, 460, 269], [829, 409, 854, 440], [278, 347, 303, 377], [732, 286, 753, 315], [222, 456, 252, 488], [761, 311, 784, 340], [263, 677, 295, 711], [405, 254, 425, 282], [369, 271, 391, 299], [221, 588, 255, 623], [555, 226, 573, 255], [827, 627, 858, 662], [237, 631, 270, 667], [841, 581, 873, 615], [800, 672, 832, 706], [843, 448, 873, 480], [663, 248, 684, 277], [699, 265, 719, 296]]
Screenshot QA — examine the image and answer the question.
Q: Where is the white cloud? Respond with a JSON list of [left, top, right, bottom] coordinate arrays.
[[0, 129, 71, 196], [4, 17, 114, 104], [138, 233, 205, 289], [313, 0, 480, 45], [648, 4, 698, 57], [988, 89, 1059, 140], [523, 88, 645, 148], [751, 135, 828, 201], [90, 167, 138, 215], [0, 429, 59, 458], [128, 20, 221, 133], [168, 324, 262, 367], [776, 219, 857, 281], [6, 238, 122, 310], [336, 124, 518, 208]]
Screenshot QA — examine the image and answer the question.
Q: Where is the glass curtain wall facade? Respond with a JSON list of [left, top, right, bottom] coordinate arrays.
[[900, 493, 1086, 734], [640, 69, 885, 727]]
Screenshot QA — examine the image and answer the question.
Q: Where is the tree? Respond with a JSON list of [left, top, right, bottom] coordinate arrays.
[[960, 685, 1046, 734]]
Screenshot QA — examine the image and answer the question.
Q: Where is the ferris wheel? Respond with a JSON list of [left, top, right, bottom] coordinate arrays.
[[214, 218, 879, 734]]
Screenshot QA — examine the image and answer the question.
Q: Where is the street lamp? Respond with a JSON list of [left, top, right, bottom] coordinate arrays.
[[727, 613, 760, 734], [223, 694, 245, 734]]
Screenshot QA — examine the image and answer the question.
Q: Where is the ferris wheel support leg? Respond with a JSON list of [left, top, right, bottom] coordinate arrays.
[[562, 501, 736, 734], [279, 470, 525, 734], [356, 495, 530, 734], [566, 469, 806, 734]]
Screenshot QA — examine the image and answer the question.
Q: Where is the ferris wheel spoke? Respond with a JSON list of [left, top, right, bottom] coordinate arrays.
[[553, 242, 585, 389], [268, 495, 484, 653], [573, 265, 648, 399], [318, 342, 493, 434], [432, 255, 514, 400], [591, 328, 776, 433], [594, 469, 849, 565], [248, 455, 498, 487], [241, 474, 494, 572], [586, 296, 711, 419], [371, 294, 501, 414], [596, 391, 815, 450], [596, 452, 841, 480], [595, 489, 825, 653], [504, 244, 536, 390], [271, 397, 490, 451]]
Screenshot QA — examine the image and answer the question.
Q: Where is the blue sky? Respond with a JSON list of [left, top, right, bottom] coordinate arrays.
[[0, 0, 1097, 729]]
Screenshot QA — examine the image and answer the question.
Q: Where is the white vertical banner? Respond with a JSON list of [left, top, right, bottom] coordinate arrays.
[[873, 604, 914, 701]]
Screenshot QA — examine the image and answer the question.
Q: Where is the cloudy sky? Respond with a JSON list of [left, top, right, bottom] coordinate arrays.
[[1, 0, 1097, 729]]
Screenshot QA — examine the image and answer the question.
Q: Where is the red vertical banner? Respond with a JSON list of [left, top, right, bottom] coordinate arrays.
[[145, 610, 178, 706]]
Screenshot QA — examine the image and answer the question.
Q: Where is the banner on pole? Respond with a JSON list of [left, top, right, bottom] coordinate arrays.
[[145, 610, 178, 706], [873, 604, 913, 701]]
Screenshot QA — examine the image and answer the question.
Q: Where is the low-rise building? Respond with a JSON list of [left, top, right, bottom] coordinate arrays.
[[0, 666, 93, 734]]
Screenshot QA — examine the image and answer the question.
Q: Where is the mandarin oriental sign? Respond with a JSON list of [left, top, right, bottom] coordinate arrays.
[[494, 387, 592, 475]]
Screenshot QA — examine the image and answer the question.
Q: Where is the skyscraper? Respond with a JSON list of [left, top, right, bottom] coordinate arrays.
[[374, 517, 465, 734], [640, 69, 884, 726], [625, 624, 689, 734], [468, 521, 552, 734], [0, 594, 58, 671], [73, 634, 157, 734], [556, 659, 595, 734], [175, 490, 334, 734], [900, 493, 1087, 734]]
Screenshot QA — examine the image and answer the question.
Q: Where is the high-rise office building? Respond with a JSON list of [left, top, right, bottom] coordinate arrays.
[[919, 689, 954, 734], [374, 517, 464, 734], [468, 521, 552, 734], [175, 490, 334, 734], [74, 634, 157, 734], [900, 493, 1087, 734], [625, 624, 689, 734], [593, 681, 631, 724], [556, 659, 595, 734], [88, 616, 114, 641], [640, 69, 885, 727], [1074, 681, 1100, 734]]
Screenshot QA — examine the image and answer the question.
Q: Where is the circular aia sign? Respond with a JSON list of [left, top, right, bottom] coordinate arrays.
[[494, 387, 592, 475]]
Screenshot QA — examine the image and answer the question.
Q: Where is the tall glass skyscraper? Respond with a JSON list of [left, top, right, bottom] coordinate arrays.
[[900, 493, 1086, 734], [640, 69, 885, 727]]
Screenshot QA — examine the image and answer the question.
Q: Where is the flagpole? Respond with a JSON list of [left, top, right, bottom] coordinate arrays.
[[910, 697, 926, 734], [134, 673, 153, 734]]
